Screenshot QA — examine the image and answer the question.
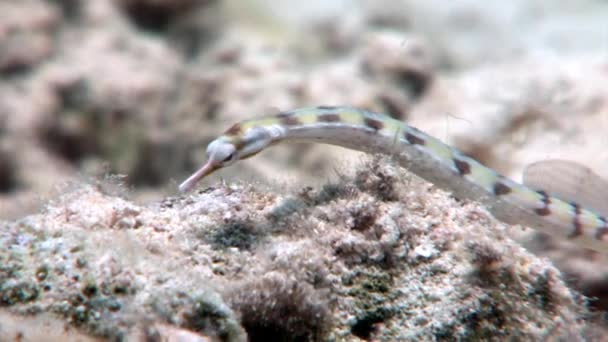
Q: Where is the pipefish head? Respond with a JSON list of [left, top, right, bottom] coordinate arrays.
[[178, 124, 276, 192]]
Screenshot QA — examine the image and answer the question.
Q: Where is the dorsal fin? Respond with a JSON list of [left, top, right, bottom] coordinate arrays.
[[523, 159, 608, 217]]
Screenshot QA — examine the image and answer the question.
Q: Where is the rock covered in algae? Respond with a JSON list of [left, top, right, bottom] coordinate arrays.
[[0, 157, 596, 341]]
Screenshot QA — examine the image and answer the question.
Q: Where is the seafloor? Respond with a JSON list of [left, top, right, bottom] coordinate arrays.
[[1, 0, 608, 340]]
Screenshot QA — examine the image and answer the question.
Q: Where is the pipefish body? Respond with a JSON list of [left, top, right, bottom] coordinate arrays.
[[179, 106, 608, 253]]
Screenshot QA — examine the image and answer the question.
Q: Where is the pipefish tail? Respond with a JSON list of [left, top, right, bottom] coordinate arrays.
[[179, 106, 608, 253]]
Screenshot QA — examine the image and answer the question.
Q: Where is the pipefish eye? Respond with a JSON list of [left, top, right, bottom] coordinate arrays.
[[222, 152, 236, 163]]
